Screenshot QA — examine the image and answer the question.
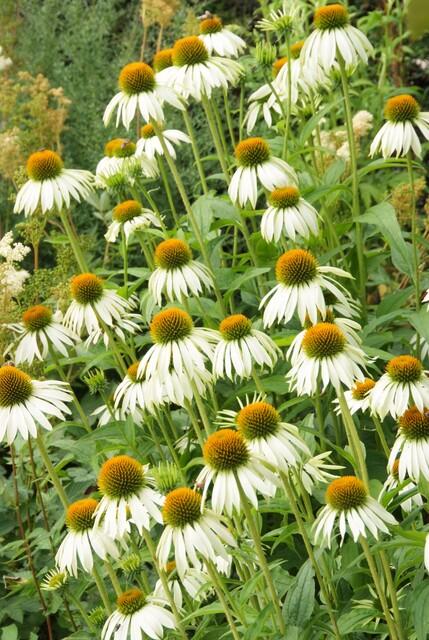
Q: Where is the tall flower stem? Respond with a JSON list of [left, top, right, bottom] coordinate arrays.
[[97, 317, 128, 376], [378, 550, 406, 640], [407, 152, 421, 356], [283, 34, 293, 161], [142, 530, 188, 640], [252, 369, 265, 395], [137, 232, 155, 269], [211, 99, 229, 156], [184, 400, 205, 449], [150, 120, 226, 315], [234, 473, 286, 634], [223, 88, 236, 148], [92, 565, 112, 613], [104, 561, 121, 596], [157, 156, 180, 226], [337, 387, 369, 488], [47, 347, 91, 433], [36, 433, 68, 510], [182, 110, 209, 194], [372, 414, 390, 458], [154, 408, 186, 482], [189, 381, 212, 438], [281, 473, 342, 640], [59, 209, 88, 272], [359, 537, 399, 640], [338, 57, 366, 310], [66, 591, 96, 631], [201, 94, 231, 181], [121, 228, 129, 297], [204, 561, 243, 639]]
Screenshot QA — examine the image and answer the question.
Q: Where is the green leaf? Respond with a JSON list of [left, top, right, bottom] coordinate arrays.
[[358, 202, 414, 276], [412, 581, 429, 640], [282, 560, 315, 627], [1, 626, 18, 640], [224, 268, 270, 302], [408, 308, 429, 344]]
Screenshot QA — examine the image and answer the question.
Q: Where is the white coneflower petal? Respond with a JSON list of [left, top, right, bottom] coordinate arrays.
[[333, 378, 375, 415], [388, 406, 429, 482], [14, 150, 93, 217], [379, 459, 423, 513], [0, 365, 72, 444], [136, 123, 191, 160], [105, 199, 162, 244], [261, 186, 319, 243], [198, 15, 246, 58], [371, 355, 429, 419], [102, 589, 175, 640]]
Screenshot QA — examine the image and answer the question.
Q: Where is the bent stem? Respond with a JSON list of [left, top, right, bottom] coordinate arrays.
[[337, 387, 369, 488], [338, 57, 366, 311], [234, 472, 286, 635], [359, 537, 399, 640], [281, 473, 341, 640]]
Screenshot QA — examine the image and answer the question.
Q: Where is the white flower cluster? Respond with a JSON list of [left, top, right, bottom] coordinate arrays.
[[0, 231, 30, 298]]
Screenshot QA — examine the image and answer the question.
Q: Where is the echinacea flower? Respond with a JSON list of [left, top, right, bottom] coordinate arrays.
[[301, 3, 374, 74], [198, 14, 246, 58], [260, 249, 354, 327], [379, 459, 423, 513], [228, 137, 297, 208], [299, 451, 342, 495], [149, 239, 213, 305], [14, 149, 93, 217], [153, 48, 173, 73], [212, 314, 280, 381], [286, 322, 367, 395], [261, 186, 319, 243], [388, 406, 429, 482], [7, 305, 79, 365], [56, 498, 118, 577], [63, 273, 138, 339], [154, 562, 211, 610], [96, 138, 158, 188], [370, 94, 429, 158], [40, 568, 68, 592], [313, 475, 396, 548], [0, 365, 72, 444], [196, 429, 277, 516], [217, 398, 310, 473], [102, 588, 175, 640], [370, 355, 429, 419], [113, 362, 164, 417], [94, 455, 164, 540], [157, 36, 243, 102], [105, 199, 162, 244], [136, 123, 191, 160], [333, 378, 375, 415], [103, 61, 183, 129], [157, 487, 236, 577], [137, 308, 217, 394]]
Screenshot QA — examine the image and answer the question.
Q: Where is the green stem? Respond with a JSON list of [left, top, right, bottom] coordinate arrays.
[[372, 414, 390, 459], [338, 57, 366, 311], [223, 87, 236, 148], [142, 530, 188, 640], [212, 98, 229, 156], [66, 590, 96, 631], [155, 408, 186, 482], [337, 387, 369, 488], [378, 549, 406, 640], [48, 347, 91, 433], [182, 109, 208, 194], [157, 155, 180, 227], [36, 433, 68, 510], [234, 473, 286, 634], [189, 381, 212, 438], [251, 369, 265, 395], [359, 537, 399, 640], [407, 153, 421, 356], [284, 34, 292, 161], [204, 561, 243, 639], [92, 565, 112, 613], [137, 231, 155, 269], [201, 94, 231, 181], [96, 316, 128, 376], [58, 209, 88, 272], [150, 120, 226, 315], [184, 400, 205, 449], [121, 228, 128, 298], [104, 561, 121, 596], [281, 473, 342, 640], [314, 389, 325, 439]]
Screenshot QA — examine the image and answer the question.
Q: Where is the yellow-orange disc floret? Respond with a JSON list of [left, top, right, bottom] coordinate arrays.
[[66, 498, 98, 532], [314, 4, 349, 30], [98, 455, 145, 499], [384, 94, 420, 123], [150, 308, 193, 344], [351, 378, 375, 400], [0, 366, 33, 407], [203, 429, 249, 471], [163, 487, 202, 527], [119, 62, 155, 95], [113, 200, 142, 223], [326, 476, 367, 510], [302, 323, 346, 359], [399, 406, 429, 440], [117, 588, 146, 615], [22, 305, 52, 331], [275, 249, 318, 286], [70, 273, 104, 305], [235, 137, 270, 167], [236, 401, 280, 440], [386, 355, 422, 383], [172, 36, 209, 66], [154, 239, 192, 270], [26, 150, 63, 181], [219, 314, 252, 341]]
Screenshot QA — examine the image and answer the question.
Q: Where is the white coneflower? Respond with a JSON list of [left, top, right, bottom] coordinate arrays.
[[94, 455, 164, 540], [370, 355, 429, 420], [388, 406, 429, 482], [261, 186, 319, 243], [154, 562, 211, 610], [301, 3, 374, 74], [105, 199, 161, 244], [137, 308, 217, 385], [198, 14, 246, 58], [136, 123, 191, 160], [157, 487, 236, 577], [260, 249, 354, 328], [91, 402, 143, 427], [7, 305, 79, 365], [286, 322, 367, 395], [40, 568, 68, 592], [333, 378, 376, 415], [379, 459, 423, 513], [196, 429, 278, 516], [14, 149, 93, 217], [103, 61, 183, 129], [245, 81, 283, 134], [113, 362, 164, 416], [217, 398, 310, 473], [96, 138, 158, 187], [55, 498, 118, 577], [102, 588, 175, 640], [212, 314, 280, 381], [156, 36, 243, 102], [370, 94, 429, 158], [153, 48, 174, 74], [228, 137, 297, 208], [63, 272, 138, 339], [149, 239, 213, 305], [0, 365, 72, 444], [313, 476, 396, 548], [299, 451, 342, 495]]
